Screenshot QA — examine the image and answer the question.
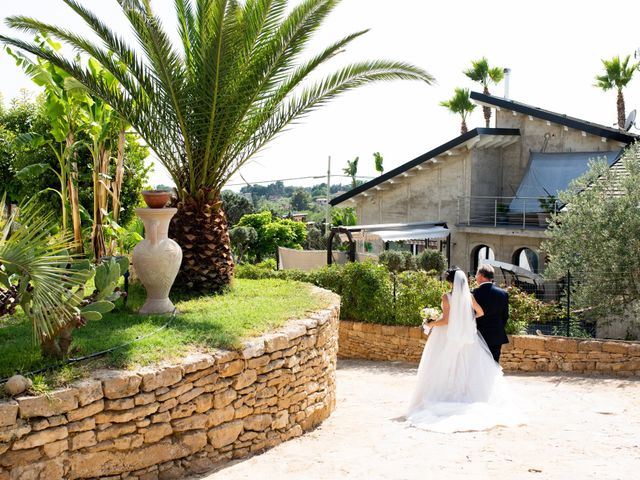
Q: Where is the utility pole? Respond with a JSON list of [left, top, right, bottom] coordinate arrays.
[[325, 156, 331, 234]]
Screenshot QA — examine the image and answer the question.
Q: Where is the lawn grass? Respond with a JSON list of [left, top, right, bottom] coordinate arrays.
[[0, 278, 333, 383]]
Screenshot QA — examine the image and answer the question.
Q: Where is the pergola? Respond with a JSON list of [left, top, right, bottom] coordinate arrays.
[[327, 221, 450, 266]]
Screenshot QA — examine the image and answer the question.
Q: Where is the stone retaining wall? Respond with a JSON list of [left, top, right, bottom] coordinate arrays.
[[0, 298, 339, 480], [338, 320, 640, 376]]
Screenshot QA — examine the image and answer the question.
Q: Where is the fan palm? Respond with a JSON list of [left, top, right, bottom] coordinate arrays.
[[440, 88, 476, 135], [594, 55, 638, 129], [463, 57, 504, 127], [1, 0, 434, 293], [0, 196, 84, 349]]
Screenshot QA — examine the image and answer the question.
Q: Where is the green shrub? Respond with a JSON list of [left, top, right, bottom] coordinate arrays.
[[394, 271, 449, 326], [379, 250, 416, 273], [506, 286, 561, 334], [340, 260, 394, 323], [309, 265, 344, 294], [378, 250, 406, 273], [256, 258, 277, 270], [417, 249, 447, 275]]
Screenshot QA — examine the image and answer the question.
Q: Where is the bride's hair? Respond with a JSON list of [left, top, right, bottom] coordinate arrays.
[[445, 266, 462, 283]]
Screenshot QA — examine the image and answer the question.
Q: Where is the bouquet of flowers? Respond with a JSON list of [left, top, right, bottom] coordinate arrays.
[[420, 307, 441, 335]]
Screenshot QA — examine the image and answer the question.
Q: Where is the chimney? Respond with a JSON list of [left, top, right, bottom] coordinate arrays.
[[503, 68, 511, 100]]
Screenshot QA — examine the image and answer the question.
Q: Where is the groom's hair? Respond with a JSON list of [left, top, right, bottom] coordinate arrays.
[[477, 264, 494, 280]]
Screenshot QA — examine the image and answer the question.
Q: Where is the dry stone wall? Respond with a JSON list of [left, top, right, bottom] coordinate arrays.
[[0, 299, 339, 480], [339, 320, 640, 377]]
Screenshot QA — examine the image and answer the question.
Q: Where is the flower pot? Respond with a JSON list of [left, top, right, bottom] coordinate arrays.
[[141, 190, 171, 209], [133, 208, 182, 314]]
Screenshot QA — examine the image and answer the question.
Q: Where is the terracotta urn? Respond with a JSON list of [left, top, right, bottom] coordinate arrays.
[[132, 208, 182, 314], [141, 190, 171, 209]]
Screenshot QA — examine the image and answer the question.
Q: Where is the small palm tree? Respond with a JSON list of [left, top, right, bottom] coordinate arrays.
[[0, 196, 84, 351], [343, 156, 359, 188], [440, 88, 476, 134], [373, 151, 384, 174], [1, 0, 434, 293], [594, 55, 639, 129], [464, 57, 504, 127]]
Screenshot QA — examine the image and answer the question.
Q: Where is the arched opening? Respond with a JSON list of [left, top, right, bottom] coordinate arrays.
[[471, 244, 495, 272], [513, 247, 539, 273]]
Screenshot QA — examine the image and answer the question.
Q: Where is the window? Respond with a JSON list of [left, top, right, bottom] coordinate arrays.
[[471, 244, 495, 272], [513, 248, 539, 273]]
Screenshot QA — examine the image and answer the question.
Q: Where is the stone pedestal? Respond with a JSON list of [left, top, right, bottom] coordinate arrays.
[[133, 208, 182, 314]]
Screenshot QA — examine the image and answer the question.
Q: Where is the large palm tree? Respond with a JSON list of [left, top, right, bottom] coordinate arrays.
[[1, 0, 434, 293], [594, 55, 639, 129], [463, 57, 504, 127], [440, 88, 476, 134]]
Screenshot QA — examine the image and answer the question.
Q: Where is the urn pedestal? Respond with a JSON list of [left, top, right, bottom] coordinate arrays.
[[133, 208, 182, 314]]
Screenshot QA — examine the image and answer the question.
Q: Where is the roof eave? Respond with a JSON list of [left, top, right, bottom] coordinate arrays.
[[470, 91, 639, 144], [329, 127, 520, 206]]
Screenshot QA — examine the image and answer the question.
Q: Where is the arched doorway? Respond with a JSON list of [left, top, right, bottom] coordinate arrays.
[[471, 244, 495, 272], [513, 247, 539, 273]]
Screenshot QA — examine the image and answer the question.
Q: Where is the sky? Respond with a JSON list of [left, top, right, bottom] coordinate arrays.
[[1, 0, 640, 191]]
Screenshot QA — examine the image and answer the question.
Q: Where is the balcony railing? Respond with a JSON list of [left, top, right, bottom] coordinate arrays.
[[457, 196, 561, 229]]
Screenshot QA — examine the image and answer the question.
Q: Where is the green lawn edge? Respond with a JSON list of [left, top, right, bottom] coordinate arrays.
[[0, 278, 335, 383]]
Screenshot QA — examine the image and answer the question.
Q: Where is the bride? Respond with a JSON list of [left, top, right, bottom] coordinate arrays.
[[406, 267, 524, 433]]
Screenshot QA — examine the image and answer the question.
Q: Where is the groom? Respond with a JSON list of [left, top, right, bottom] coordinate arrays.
[[472, 264, 509, 363]]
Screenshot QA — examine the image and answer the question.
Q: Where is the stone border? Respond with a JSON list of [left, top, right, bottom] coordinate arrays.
[[338, 320, 640, 376], [0, 293, 340, 480]]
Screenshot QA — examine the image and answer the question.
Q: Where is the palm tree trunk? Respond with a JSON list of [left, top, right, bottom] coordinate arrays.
[[617, 89, 626, 129], [483, 86, 491, 127], [460, 118, 468, 134], [169, 188, 235, 293]]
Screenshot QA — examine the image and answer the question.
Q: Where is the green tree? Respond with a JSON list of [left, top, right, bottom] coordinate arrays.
[[373, 151, 384, 174], [440, 87, 476, 135], [229, 225, 257, 264], [221, 190, 255, 228], [343, 156, 359, 188], [331, 206, 357, 226], [1, 0, 434, 293], [542, 143, 640, 316], [463, 57, 504, 127], [290, 188, 312, 211], [237, 211, 306, 261], [417, 249, 447, 275], [594, 55, 639, 129]]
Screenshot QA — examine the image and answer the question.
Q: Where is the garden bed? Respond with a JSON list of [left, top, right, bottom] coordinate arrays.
[[0, 291, 340, 480], [0, 279, 334, 387]]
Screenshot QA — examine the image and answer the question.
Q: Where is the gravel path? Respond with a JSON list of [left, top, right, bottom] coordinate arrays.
[[194, 359, 640, 480]]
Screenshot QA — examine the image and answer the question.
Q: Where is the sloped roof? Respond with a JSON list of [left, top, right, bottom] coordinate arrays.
[[329, 128, 520, 206], [471, 91, 639, 144]]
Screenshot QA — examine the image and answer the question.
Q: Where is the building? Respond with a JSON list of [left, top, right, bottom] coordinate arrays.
[[330, 92, 637, 275]]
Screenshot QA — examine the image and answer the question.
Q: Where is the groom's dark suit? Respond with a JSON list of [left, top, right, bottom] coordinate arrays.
[[472, 282, 509, 363]]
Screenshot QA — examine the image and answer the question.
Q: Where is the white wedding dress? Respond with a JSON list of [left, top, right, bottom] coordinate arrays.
[[406, 271, 525, 433]]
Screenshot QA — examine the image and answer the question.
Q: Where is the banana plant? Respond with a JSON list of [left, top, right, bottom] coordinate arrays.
[[6, 37, 89, 250]]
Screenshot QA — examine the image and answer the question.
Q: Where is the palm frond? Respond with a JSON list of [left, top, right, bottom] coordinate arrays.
[[0, 202, 83, 343], [1, 0, 434, 198]]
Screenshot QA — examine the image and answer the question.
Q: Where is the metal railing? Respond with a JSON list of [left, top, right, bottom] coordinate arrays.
[[457, 196, 561, 229]]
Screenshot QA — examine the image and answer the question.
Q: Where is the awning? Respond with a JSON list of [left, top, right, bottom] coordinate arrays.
[[509, 150, 622, 213], [366, 226, 449, 242], [484, 259, 543, 282]]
